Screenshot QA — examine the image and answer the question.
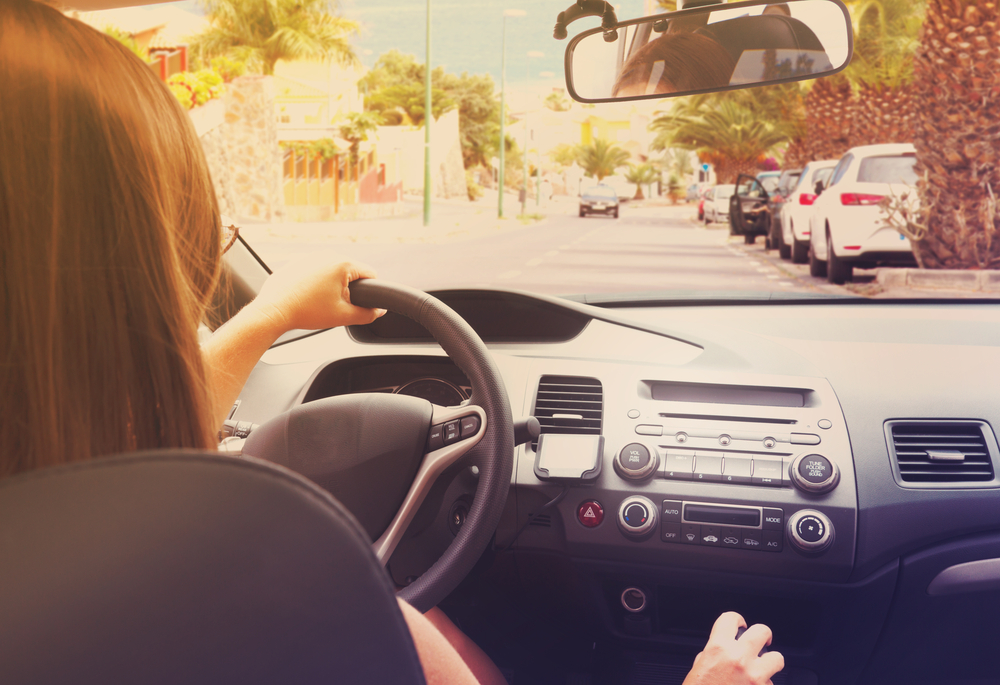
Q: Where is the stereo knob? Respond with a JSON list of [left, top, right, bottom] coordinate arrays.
[[617, 496, 657, 538], [789, 453, 840, 494], [615, 443, 659, 480], [787, 509, 835, 554]]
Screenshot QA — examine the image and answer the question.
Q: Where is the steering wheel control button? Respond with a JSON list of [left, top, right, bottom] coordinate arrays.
[[616, 443, 659, 480], [722, 455, 752, 484], [752, 458, 784, 486], [661, 523, 681, 542], [818, 419, 833, 430], [577, 500, 604, 528], [443, 420, 461, 445], [459, 415, 480, 438], [693, 453, 723, 482], [661, 500, 682, 521], [787, 509, 835, 554], [663, 451, 694, 480], [741, 529, 763, 550], [762, 508, 784, 530], [621, 588, 647, 613], [427, 424, 445, 451], [618, 496, 657, 538], [763, 437, 777, 449], [789, 453, 840, 493], [791, 432, 821, 446], [721, 527, 742, 548], [635, 424, 662, 436], [763, 530, 784, 552], [627, 409, 641, 419]]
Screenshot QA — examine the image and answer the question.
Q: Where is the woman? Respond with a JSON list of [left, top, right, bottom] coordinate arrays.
[[0, 3, 781, 684], [612, 31, 736, 97]]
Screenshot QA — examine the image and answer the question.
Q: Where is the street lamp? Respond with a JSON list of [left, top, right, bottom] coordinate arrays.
[[498, 8, 525, 219], [521, 49, 544, 216], [423, 0, 432, 227]]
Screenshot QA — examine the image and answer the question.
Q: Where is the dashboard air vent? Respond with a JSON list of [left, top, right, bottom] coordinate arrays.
[[889, 422, 995, 484], [532, 376, 603, 446]]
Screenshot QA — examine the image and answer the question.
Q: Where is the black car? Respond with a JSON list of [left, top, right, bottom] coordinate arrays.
[[579, 185, 619, 218], [728, 174, 771, 243], [767, 168, 802, 250]]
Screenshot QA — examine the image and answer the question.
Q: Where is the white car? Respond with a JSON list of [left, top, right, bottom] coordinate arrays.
[[703, 184, 735, 225], [808, 144, 919, 284], [779, 159, 838, 263]]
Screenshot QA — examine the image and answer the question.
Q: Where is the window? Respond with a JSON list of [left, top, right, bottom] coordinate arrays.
[[858, 155, 919, 184], [829, 154, 854, 186]]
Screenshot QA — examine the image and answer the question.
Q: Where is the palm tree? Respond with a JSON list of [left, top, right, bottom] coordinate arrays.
[[338, 111, 383, 179], [903, 0, 1000, 269], [190, 0, 359, 76], [624, 163, 658, 200], [651, 98, 788, 183], [576, 138, 630, 182]]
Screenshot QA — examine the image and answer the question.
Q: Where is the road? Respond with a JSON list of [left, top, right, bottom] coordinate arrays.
[[240, 200, 857, 298]]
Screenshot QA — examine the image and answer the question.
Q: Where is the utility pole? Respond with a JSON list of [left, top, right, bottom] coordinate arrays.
[[423, 0, 432, 227], [498, 10, 525, 218]]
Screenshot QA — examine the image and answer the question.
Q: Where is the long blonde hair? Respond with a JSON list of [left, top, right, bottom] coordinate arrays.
[[0, 0, 223, 476]]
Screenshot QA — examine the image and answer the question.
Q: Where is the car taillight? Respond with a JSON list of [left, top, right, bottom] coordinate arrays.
[[799, 193, 817, 205], [840, 193, 884, 206]]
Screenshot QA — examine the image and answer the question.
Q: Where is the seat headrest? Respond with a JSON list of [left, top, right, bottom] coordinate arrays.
[[0, 450, 426, 685], [701, 14, 825, 65]]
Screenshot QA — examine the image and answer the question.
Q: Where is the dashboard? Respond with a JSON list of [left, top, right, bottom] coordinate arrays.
[[234, 289, 1000, 685]]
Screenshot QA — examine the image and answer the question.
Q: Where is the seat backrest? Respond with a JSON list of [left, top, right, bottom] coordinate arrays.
[[0, 450, 426, 685], [702, 15, 825, 65]]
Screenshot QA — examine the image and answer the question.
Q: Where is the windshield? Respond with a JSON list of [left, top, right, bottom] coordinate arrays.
[[81, 0, 991, 302], [857, 155, 919, 185]]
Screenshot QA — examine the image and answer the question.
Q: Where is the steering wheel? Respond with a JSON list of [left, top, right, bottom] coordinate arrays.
[[242, 280, 514, 612]]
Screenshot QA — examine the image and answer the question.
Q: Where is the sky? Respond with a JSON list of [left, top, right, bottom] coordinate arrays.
[[137, 0, 656, 87]]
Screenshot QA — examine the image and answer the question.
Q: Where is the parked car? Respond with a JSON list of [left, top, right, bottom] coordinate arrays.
[[686, 183, 701, 202], [756, 169, 782, 194], [808, 143, 919, 283], [579, 184, 619, 218], [780, 159, 838, 262], [766, 168, 802, 251], [702, 184, 735, 225], [728, 174, 770, 242]]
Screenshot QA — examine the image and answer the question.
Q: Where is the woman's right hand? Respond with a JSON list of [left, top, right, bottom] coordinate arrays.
[[682, 612, 784, 685]]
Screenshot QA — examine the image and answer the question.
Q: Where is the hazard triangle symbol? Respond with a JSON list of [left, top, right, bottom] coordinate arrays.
[[583, 507, 596, 518]]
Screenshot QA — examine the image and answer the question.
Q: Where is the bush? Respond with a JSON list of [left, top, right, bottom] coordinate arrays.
[[466, 169, 484, 201], [210, 56, 247, 83], [166, 70, 225, 110]]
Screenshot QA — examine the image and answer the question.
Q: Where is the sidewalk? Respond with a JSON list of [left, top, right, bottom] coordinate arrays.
[[239, 192, 568, 247]]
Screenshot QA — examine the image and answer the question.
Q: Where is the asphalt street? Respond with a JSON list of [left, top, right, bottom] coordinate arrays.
[[242, 201, 858, 298]]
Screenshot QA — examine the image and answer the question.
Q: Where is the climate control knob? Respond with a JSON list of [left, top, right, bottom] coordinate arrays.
[[615, 443, 659, 480], [786, 509, 835, 554], [617, 496, 657, 539], [789, 453, 840, 494]]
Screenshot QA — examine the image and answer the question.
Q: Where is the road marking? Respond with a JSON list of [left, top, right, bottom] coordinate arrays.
[[526, 258, 543, 267], [497, 270, 521, 280], [545, 250, 558, 257], [778, 281, 794, 286], [766, 274, 780, 279]]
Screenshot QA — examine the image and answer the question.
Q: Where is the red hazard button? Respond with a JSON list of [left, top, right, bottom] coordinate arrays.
[[577, 500, 604, 528]]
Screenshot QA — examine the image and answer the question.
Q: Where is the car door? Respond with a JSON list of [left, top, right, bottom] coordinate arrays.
[[730, 175, 768, 235]]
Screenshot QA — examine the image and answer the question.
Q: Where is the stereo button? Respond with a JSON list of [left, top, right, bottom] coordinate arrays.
[[693, 453, 723, 482], [722, 455, 752, 484], [741, 529, 763, 550], [663, 452, 694, 480], [762, 508, 784, 530], [752, 458, 784, 486]]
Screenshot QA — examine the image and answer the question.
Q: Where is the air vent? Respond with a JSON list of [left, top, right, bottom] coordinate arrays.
[[888, 421, 996, 484], [527, 514, 552, 528], [532, 376, 603, 447]]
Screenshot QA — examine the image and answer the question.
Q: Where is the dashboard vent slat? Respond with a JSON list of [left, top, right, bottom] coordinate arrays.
[[889, 422, 995, 484], [532, 375, 603, 448]]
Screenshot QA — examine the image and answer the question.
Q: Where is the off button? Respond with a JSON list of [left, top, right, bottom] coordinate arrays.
[[578, 500, 604, 528]]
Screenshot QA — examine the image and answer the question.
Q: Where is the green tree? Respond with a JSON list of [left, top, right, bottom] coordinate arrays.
[[576, 138, 630, 182], [362, 50, 501, 169], [651, 97, 788, 183], [338, 111, 383, 165], [624, 163, 658, 200], [103, 26, 147, 61], [543, 91, 571, 112], [189, 0, 359, 76], [549, 143, 580, 168]]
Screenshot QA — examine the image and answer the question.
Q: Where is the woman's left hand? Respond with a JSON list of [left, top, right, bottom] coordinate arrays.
[[251, 254, 385, 334]]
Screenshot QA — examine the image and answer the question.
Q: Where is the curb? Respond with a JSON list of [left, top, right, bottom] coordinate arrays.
[[876, 268, 1000, 293]]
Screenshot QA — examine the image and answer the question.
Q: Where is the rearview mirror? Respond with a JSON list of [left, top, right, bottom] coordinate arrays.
[[565, 0, 852, 102]]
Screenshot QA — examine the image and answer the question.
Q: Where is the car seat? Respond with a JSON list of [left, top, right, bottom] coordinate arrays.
[[0, 450, 426, 685], [699, 14, 824, 65]]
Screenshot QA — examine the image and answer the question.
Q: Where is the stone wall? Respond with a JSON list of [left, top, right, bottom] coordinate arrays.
[[193, 77, 285, 222]]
